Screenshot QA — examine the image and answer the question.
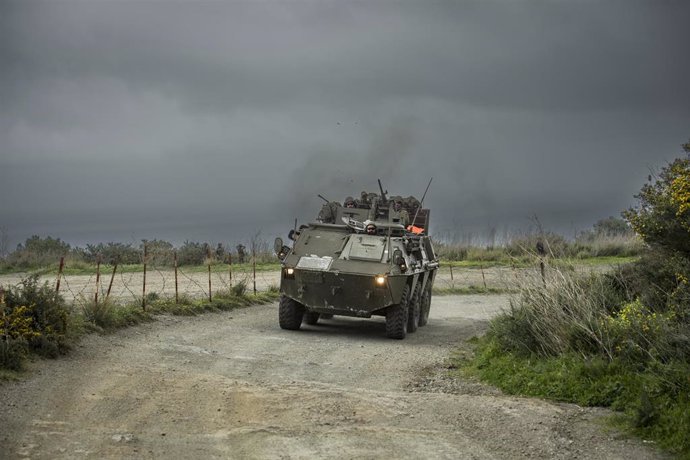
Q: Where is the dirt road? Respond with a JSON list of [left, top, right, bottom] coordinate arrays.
[[1, 295, 664, 459]]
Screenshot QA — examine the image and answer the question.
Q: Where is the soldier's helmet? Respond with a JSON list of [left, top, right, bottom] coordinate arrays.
[[344, 197, 356, 208], [365, 223, 377, 235]]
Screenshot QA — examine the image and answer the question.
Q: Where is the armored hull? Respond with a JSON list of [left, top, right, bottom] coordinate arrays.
[[275, 188, 438, 339]]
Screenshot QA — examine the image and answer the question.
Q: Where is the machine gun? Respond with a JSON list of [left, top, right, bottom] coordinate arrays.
[[377, 179, 388, 205]]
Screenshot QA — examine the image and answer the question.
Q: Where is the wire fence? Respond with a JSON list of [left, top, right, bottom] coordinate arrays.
[[0, 260, 533, 310], [0, 252, 280, 309]]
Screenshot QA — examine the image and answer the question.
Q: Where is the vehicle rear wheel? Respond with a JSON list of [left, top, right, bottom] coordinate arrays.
[[407, 282, 421, 333], [386, 284, 410, 339], [279, 295, 304, 330], [304, 311, 320, 325], [419, 285, 432, 327]]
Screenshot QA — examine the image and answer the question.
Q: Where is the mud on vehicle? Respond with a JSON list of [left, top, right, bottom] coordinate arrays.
[[274, 181, 438, 339]]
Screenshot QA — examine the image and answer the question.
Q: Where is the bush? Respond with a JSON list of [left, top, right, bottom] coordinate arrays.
[[1, 275, 72, 365], [0, 337, 27, 370], [623, 150, 690, 256]]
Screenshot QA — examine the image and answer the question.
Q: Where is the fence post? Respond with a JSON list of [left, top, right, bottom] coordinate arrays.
[[449, 264, 454, 289], [480, 262, 487, 290], [142, 242, 148, 311], [105, 263, 117, 302], [207, 246, 212, 302], [55, 256, 65, 294], [252, 246, 257, 295], [174, 251, 179, 304], [94, 255, 101, 304], [228, 252, 232, 287]]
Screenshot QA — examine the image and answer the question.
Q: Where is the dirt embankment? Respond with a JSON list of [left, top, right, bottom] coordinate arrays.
[[0, 295, 665, 459]]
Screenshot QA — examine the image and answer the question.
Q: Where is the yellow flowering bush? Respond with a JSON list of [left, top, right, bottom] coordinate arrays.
[[604, 299, 672, 361], [0, 305, 42, 340]]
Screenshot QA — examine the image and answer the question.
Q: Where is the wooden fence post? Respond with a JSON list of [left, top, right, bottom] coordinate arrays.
[[174, 251, 179, 304], [105, 263, 118, 303], [207, 246, 212, 302], [228, 252, 232, 287], [94, 256, 101, 304], [142, 242, 148, 311], [55, 256, 65, 294], [252, 247, 257, 295]]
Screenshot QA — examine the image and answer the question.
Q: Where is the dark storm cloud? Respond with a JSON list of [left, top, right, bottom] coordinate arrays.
[[1, 0, 689, 247]]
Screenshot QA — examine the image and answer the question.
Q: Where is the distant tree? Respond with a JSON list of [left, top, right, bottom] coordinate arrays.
[[140, 239, 174, 265], [0, 226, 8, 259], [82, 242, 140, 265], [592, 217, 632, 237], [177, 240, 207, 266]]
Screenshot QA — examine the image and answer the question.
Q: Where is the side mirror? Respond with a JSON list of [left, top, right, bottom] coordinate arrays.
[[274, 237, 284, 254]]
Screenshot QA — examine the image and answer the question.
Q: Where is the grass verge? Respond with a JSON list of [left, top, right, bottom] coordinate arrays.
[[455, 337, 690, 457], [2, 281, 279, 380]]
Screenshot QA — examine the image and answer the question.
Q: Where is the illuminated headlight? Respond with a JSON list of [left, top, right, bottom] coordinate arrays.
[[375, 275, 386, 286], [286, 268, 294, 275], [284, 267, 295, 279]]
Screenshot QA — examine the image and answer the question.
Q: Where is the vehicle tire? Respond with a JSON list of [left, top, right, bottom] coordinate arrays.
[[304, 311, 320, 325], [279, 295, 304, 330], [320, 313, 334, 320], [407, 282, 421, 333], [419, 285, 432, 327], [386, 284, 410, 339]]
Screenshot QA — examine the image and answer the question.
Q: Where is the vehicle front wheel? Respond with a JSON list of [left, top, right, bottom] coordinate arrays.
[[279, 295, 305, 330], [407, 283, 421, 333], [419, 285, 432, 327], [386, 285, 410, 339]]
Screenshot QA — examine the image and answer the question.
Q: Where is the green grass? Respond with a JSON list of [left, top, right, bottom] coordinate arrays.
[[457, 336, 690, 458]]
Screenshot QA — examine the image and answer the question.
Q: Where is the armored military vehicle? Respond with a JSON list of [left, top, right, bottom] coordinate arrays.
[[274, 181, 438, 339]]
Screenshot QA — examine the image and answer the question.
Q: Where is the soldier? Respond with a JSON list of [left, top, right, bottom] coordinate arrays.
[[393, 199, 410, 226], [317, 201, 341, 223], [215, 243, 225, 261], [236, 244, 246, 264], [365, 223, 377, 235], [344, 196, 356, 208], [359, 191, 371, 208]]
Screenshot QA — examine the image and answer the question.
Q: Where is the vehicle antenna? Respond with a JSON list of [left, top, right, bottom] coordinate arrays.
[[411, 177, 433, 228], [317, 194, 330, 203]]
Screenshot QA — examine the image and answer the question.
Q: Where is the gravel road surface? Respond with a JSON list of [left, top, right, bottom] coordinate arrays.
[[0, 294, 665, 459]]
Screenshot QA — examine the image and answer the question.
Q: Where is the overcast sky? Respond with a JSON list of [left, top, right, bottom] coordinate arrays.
[[1, 0, 689, 248]]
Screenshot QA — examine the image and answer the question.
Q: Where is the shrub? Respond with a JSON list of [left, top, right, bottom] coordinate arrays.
[[2, 275, 71, 357], [491, 270, 625, 358], [623, 150, 690, 256], [231, 280, 248, 297], [0, 337, 26, 371]]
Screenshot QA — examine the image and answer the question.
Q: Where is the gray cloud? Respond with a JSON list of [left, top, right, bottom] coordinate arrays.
[[1, 0, 689, 247]]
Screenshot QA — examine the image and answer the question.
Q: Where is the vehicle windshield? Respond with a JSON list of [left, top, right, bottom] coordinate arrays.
[[340, 235, 387, 262]]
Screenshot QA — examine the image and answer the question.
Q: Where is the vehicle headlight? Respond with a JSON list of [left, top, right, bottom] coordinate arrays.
[[284, 267, 295, 279], [375, 275, 386, 286]]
